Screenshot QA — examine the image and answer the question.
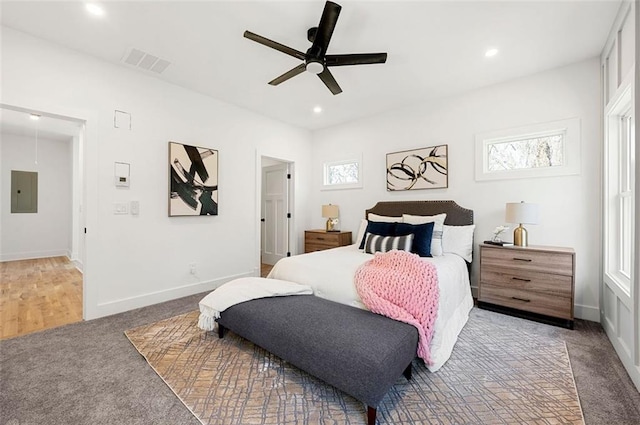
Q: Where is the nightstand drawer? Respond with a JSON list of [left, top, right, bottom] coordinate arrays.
[[480, 268, 572, 297], [305, 243, 332, 253], [480, 284, 572, 319], [305, 232, 341, 247], [304, 230, 352, 253], [481, 246, 573, 276]]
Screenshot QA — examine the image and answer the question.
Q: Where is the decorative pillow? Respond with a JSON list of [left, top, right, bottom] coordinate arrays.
[[395, 222, 435, 257], [442, 224, 475, 262], [367, 213, 403, 223], [364, 232, 414, 254], [402, 213, 447, 256], [355, 219, 368, 247], [358, 221, 397, 249]]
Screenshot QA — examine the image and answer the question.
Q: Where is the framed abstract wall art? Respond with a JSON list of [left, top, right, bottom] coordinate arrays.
[[169, 141, 218, 216], [386, 145, 448, 191]]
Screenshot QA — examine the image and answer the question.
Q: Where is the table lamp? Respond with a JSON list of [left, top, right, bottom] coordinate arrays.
[[505, 201, 539, 247], [322, 204, 339, 232]]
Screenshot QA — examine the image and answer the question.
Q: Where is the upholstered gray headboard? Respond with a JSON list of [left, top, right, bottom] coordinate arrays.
[[365, 200, 474, 226]]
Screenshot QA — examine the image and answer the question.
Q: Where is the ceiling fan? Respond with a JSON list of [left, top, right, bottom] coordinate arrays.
[[244, 1, 387, 95]]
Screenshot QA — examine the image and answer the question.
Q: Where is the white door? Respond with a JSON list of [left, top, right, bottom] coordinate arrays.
[[261, 163, 290, 265]]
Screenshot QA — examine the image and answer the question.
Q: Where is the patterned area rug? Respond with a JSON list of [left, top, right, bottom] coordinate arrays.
[[125, 309, 584, 425]]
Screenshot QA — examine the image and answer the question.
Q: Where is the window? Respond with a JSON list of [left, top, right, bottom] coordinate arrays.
[[486, 133, 564, 172], [604, 84, 634, 293], [475, 118, 580, 181], [322, 156, 362, 190]]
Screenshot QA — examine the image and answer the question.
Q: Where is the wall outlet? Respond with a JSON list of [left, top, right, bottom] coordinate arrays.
[[189, 262, 197, 275]]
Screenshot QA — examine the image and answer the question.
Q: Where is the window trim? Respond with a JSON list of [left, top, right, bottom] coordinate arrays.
[[321, 155, 363, 191], [603, 82, 634, 295], [474, 118, 581, 181]]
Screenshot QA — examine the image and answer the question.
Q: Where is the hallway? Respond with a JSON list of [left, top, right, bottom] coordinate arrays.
[[0, 256, 82, 339]]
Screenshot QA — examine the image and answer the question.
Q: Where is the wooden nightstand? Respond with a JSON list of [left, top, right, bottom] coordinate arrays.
[[304, 230, 352, 253], [478, 244, 575, 328]]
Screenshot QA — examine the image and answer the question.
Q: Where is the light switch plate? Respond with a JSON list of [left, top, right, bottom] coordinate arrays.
[[130, 201, 140, 216], [114, 202, 128, 215]]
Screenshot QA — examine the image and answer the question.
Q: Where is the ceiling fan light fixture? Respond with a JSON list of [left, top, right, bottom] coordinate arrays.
[[305, 61, 324, 75]]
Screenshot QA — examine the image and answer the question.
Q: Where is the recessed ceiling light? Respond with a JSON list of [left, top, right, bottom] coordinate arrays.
[[29, 114, 40, 121], [313, 106, 323, 114], [485, 48, 499, 58], [85, 3, 105, 17]]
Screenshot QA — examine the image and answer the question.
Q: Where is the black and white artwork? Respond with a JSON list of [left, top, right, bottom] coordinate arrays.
[[386, 145, 448, 191], [169, 141, 218, 216]]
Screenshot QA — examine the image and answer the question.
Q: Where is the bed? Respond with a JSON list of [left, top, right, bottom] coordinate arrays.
[[268, 200, 475, 372]]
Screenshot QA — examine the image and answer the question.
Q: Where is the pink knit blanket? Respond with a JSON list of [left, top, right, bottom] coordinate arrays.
[[354, 250, 440, 365]]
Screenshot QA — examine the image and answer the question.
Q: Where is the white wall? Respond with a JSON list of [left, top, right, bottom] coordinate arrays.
[[0, 27, 313, 319], [311, 58, 602, 321], [0, 133, 73, 261]]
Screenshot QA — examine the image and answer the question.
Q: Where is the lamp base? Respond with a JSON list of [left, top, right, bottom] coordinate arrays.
[[326, 218, 335, 232], [514, 225, 528, 247]]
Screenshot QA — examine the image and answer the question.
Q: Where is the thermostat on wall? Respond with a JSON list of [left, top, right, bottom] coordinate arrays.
[[115, 162, 130, 187]]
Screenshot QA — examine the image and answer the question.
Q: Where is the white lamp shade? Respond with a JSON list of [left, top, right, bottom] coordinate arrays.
[[322, 204, 339, 218], [505, 202, 539, 224]]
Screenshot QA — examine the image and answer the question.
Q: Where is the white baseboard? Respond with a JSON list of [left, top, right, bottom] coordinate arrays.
[[574, 303, 600, 322], [470, 285, 478, 299], [89, 271, 254, 320], [72, 259, 84, 273], [0, 249, 70, 262]]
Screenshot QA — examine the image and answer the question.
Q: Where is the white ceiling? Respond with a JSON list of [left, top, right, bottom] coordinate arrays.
[[0, 0, 621, 131]]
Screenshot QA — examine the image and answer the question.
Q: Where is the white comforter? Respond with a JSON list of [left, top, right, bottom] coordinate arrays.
[[267, 244, 474, 372]]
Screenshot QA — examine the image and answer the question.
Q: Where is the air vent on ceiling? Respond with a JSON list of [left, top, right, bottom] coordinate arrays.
[[121, 47, 171, 74]]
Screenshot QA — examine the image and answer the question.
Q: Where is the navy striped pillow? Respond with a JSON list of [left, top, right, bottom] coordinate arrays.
[[364, 232, 414, 254]]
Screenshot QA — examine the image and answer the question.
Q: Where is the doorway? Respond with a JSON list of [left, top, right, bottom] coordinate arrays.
[[0, 104, 85, 338], [260, 157, 293, 276]]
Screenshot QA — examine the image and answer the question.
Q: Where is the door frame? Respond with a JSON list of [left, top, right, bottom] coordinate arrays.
[[1, 102, 97, 320], [254, 151, 295, 275]]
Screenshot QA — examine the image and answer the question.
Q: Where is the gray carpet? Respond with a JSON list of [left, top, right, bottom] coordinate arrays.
[[1, 292, 639, 425]]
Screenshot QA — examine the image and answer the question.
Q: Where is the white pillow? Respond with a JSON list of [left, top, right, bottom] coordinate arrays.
[[355, 219, 368, 247], [367, 213, 403, 223], [402, 213, 447, 256], [442, 224, 475, 262]]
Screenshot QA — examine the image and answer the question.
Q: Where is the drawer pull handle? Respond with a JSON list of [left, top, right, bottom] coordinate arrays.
[[511, 296, 531, 302], [316, 237, 325, 240], [512, 277, 531, 282], [512, 257, 532, 262]]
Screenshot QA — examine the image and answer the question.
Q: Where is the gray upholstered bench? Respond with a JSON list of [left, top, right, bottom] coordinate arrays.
[[217, 294, 418, 425]]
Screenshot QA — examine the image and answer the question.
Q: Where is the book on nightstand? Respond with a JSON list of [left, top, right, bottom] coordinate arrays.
[[483, 240, 514, 246]]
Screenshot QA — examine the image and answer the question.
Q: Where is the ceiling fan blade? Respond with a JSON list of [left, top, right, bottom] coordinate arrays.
[[318, 68, 342, 95], [268, 63, 307, 86], [325, 53, 388, 67], [244, 31, 306, 61], [313, 1, 342, 56]]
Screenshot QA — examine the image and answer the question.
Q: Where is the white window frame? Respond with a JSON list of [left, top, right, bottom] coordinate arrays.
[[474, 118, 581, 181], [603, 81, 634, 295], [321, 155, 363, 190]]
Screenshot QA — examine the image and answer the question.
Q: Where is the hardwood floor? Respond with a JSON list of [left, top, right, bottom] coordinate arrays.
[[0, 256, 83, 340], [260, 263, 273, 278]]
